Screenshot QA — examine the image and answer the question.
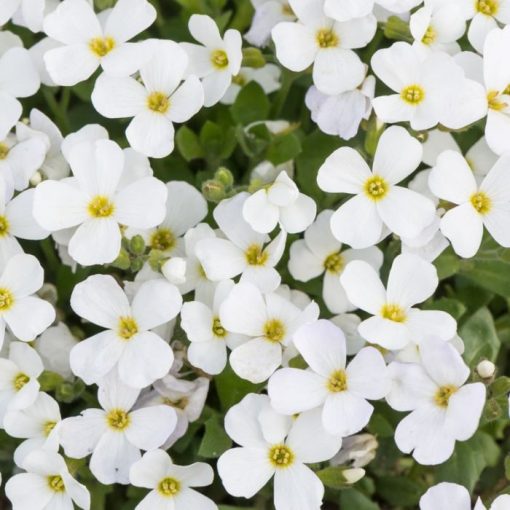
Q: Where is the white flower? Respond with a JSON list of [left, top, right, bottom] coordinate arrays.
[[429, 150, 510, 258], [243, 171, 317, 234], [371, 42, 486, 130], [0, 342, 43, 422], [4, 391, 61, 467], [5, 449, 90, 510], [324, 0, 422, 21], [59, 374, 177, 485], [341, 253, 457, 350], [272, 0, 376, 95], [33, 139, 167, 266], [130, 449, 216, 510], [195, 193, 286, 293], [43, 0, 157, 85], [181, 14, 242, 107], [218, 394, 342, 510], [245, 0, 296, 47], [288, 210, 383, 314], [70, 274, 181, 388], [317, 126, 436, 248], [269, 319, 390, 436], [0, 0, 59, 33], [92, 40, 203, 158], [420, 481, 510, 510], [305, 76, 375, 140], [0, 254, 55, 348], [387, 337, 486, 465], [219, 281, 319, 383], [181, 280, 247, 375]]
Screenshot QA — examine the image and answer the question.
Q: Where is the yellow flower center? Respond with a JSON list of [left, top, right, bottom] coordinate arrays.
[[380, 303, 406, 322], [327, 369, 348, 393], [0, 288, 13, 311], [268, 445, 295, 468], [470, 191, 491, 215], [158, 477, 181, 497], [401, 84, 425, 105], [487, 90, 507, 111], [0, 143, 9, 160], [150, 227, 175, 251], [316, 28, 339, 48], [43, 420, 57, 437], [245, 244, 268, 266], [48, 475, 65, 493], [106, 408, 131, 431], [211, 49, 229, 69], [162, 396, 189, 410], [476, 0, 498, 15], [13, 372, 29, 391], [232, 73, 247, 86], [282, 3, 293, 15], [89, 36, 115, 57], [363, 175, 389, 201], [87, 195, 115, 218], [434, 384, 457, 407], [422, 25, 436, 45], [0, 216, 10, 237], [117, 316, 139, 340], [324, 252, 344, 274], [212, 317, 227, 338], [147, 91, 170, 114], [263, 319, 286, 343]]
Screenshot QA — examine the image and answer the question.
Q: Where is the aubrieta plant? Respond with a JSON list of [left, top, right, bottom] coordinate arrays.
[[0, 0, 509, 508]]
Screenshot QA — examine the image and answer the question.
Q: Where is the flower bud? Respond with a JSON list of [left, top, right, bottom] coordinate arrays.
[[342, 468, 366, 485], [383, 16, 412, 43], [30, 171, 42, 186], [202, 179, 226, 203], [129, 235, 146, 256], [215, 167, 234, 188], [477, 359, 496, 379], [241, 47, 266, 68]]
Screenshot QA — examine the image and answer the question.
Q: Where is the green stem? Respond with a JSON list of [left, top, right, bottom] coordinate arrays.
[[42, 87, 70, 133]]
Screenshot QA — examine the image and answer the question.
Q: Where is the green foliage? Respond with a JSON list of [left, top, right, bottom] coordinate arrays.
[[460, 307, 500, 366]]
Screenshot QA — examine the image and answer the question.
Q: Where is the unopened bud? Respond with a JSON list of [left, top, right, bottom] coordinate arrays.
[[342, 468, 366, 484], [477, 360, 496, 379], [129, 235, 146, 256], [383, 16, 412, 43], [111, 248, 131, 270], [241, 47, 266, 68], [202, 179, 226, 203], [30, 171, 42, 186], [162, 257, 187, 285], [215, 167, 234, 188]]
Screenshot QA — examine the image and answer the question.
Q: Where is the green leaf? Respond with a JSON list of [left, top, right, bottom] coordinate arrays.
[[339, 488, 380, 510], [375, 476, 425, 507], [176, 126, 204, 161], [434, 248, 460, 280], [230, 81, 270, 125], [459, 307, 500, 366], [435, 431, 500, 491], [423, 297, 466, 321], [198, 417, 232, 458], [214, 363, 263, 410], [266, 132, 302, 165], [317, 466, 349, 489], [199, 121, 237, 160]]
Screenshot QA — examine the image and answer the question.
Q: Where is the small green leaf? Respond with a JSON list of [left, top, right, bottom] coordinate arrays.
[[266, 132, 302, 165], [230, 81, 270, 125], [214, 363, 263, 410], [316, 466, 348, 489], [339, 488, 380, 510], [198, 417, 232, 458], [176, 126, 204, 161], [375, 477, 425, 507]]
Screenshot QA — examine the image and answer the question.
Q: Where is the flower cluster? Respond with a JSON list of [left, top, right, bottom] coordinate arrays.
[[0, 0, 508, 509]]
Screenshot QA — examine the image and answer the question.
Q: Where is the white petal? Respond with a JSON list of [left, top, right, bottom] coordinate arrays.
[[129, 449, 171, 488], [126, 111, 175, 159], [279, 194, 316, 234], [4, 297, 55, 342], [188, 14, 224, 47], [272, 22, 316, 71], [444, 383, 485, 441], [196, 238, 246, 281], [358, 315, 410, 350], [420, 482, 471, 510], [167, 75, 204, 123], [44, 45, 99, 86], [126, 405, 176, 450], [346, 346, 389, 399], [104, 0, 156, 43], [0, 253, 43, 297], [274, 464, 324, 510], [230, 337, 282, 383], [243, 190, 279, 234], [323, 391, 373, 436]]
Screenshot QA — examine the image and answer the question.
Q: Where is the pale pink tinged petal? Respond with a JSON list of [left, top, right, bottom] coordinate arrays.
[[166, 75, 204, 123], [230, 337, 282, 383], [274, 464, 324, 510], [358, 316, 410, 350], [70, 331, 123, 385], [4, 297, 55, 342], [293, 319, 347, 376], [346, 346, 389, 399], [444, 383, 485, 441], [340, 260, 386, 314], [91, 74, 147, 118], [279, 194, 316, 234], [322, 391, 373, 436], [485, 110, 510, 156], [377, 186, 436, 239], [330, 195, 383, 249], [386, 253, 438, 307], [317, 147, 370, 194], [271, 22, 317, 71], [126, 405, 177, 450], [44, 45, 99, 86], [217, 447, 274, 498], [188, 14, 224, 47], [419, 482, 471, 510], [268, 368, 327, 415], [104, 0, 156, 43], [428, 150, 477, 204], [126, 111, 175, 159], [373, 125, 422, 184], [440, 203, 484, 258], [243, 190, 279, 234], [115, 177, 167, 229], [313, 48, 365, 95], [288, 240, 324, 281]]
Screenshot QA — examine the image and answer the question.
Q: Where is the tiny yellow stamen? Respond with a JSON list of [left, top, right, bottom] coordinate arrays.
[[211, 49, 229, 69], [316, 28, 339, 48], [327, 369, 348, 393], [212, 317, 227, 338], [263, 319, 285, 343], [48, 475, 65, 493], [162, 396, 189, 410], [147, 92, 170, 114], [422, 25, 436, 45], [232, 74, 247, 86], [106, 409, 130, 431], [87, 195, 115, 218], [245, 244, 268, 266], [0, 288, 14, 311], [363, 175, 389, 201], [158, 477, 181, 497], [117, 316, 138, 340], [470, 191, 491, 215], [380, 303, 406, 323], [487, 90, 507, 111], [401, 84, 425, 105], [0, 143, 9, 160], [476, 0, 499, 15], [268, 445, 295, 468], [434, 385, 457, 407], [150, 227, 175, 251], [43, 420, 57, 437], [89, 36, 115, 57], [13, 373, 29, 391], [324, 252, 344, 274], [0, 216, 10, 237]]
